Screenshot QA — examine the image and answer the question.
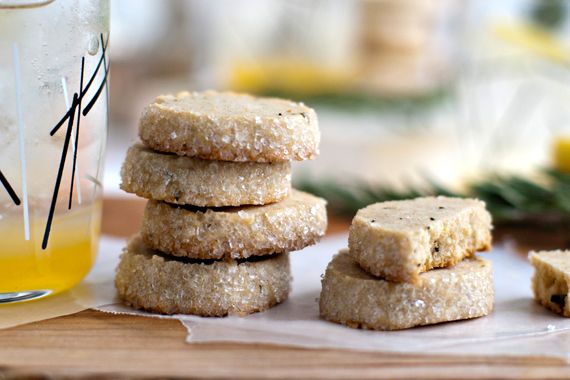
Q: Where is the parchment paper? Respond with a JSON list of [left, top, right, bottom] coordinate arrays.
[[97, 235, 570, 360], [3, 234, 570, 361]]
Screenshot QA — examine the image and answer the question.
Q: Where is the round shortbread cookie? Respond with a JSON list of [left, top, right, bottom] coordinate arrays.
[[320, 251, 494, 331], [120, 143, 291, 207], [115, 236, 291, 316], [139, 91, 320, 162], [141, 190, 327, 260]]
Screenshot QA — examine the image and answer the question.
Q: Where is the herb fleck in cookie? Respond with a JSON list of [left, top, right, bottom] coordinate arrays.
[[120, 143, 291, 207], [141, 190, 327, 260], [115, 235, 291, 316], [348, 196, 492, 283], [319, 251, 494, 331], [139, 91, 320, 162]]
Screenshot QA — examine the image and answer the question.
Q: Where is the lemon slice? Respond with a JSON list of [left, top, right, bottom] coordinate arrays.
[[493, 22, 570, 65], [230, 58, 352, 95], [553, 137, 570, 173]]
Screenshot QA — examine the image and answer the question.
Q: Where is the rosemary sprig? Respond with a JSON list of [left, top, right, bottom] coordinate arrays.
[[258, 86, 452, 114], [297, 169, 570, 225]]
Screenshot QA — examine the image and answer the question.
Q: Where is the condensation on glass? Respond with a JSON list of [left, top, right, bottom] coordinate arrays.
[[0, 0, 109, 303]]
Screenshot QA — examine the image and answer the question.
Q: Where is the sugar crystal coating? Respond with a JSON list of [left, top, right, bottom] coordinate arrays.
[[115, 235, 291, 316], [141, 190, 328, 260], [320, 251, 494, 330], [120, 143, 291, 207], [139, 91, 320, 162]]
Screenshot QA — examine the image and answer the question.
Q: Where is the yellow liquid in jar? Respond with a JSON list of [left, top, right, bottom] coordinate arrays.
[[0, 201, 101, 296]]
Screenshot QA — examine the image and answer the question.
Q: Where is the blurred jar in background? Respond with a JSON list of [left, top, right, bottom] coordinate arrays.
[[194, 0, 356, 97], [456, 0, 570, 177], [198, 0, 456, 98], [356, 0, 453, 96], [109, 1, 570, 195], [184, 0, 462, 189]]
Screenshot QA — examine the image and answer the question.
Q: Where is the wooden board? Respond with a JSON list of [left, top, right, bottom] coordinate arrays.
[[1, 309, 570, 379], [1, 197, 570, 379]]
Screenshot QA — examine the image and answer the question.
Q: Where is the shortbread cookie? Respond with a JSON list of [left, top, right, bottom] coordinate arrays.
[[320, 251, 494, 330], [348, 196, 492, 283], [530, 250, 570, 317], [139, 91, 320, 162], [120, 143, 291, 207], [115, 236, 291, 316], [141, 190, 327, 260]]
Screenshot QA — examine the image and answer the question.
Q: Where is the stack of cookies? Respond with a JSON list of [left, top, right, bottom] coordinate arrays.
[[116, 91, 327, 316], [320, 196, 494, 330]]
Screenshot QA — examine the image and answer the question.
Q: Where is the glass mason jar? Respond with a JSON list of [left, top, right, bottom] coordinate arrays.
[[0, 0, 109, 303]]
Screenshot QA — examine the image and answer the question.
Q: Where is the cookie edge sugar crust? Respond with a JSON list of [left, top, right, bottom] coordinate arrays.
[[141, 190, 328, 260], [319, 250, 494, 331], [139, 91, 320, 163], [348, 196, 492, 284], [530, 250, 570, 317], [120, 143, 292, 207], [115, 236, 291, 316]]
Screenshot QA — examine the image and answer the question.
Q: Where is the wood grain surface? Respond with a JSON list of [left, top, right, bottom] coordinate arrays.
[[2, 309, 570, 380], [1, 197, 570, 379]]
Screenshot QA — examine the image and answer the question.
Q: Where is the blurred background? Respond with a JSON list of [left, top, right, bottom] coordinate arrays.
[[106, 0, 570, 245]]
